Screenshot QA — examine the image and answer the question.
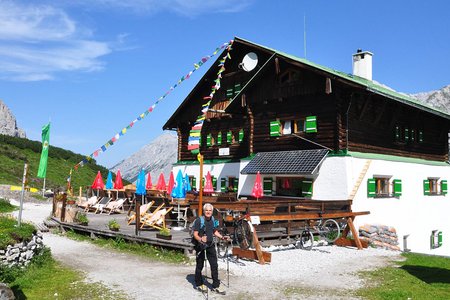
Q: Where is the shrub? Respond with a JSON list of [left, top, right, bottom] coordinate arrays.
[[158, 227, 171, 236], [108, 219, 120, 231], [0, 215, 36, 249], [76, 212, 89, 225]]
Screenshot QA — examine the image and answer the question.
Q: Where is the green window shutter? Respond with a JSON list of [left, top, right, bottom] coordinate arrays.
[[234, 83, 241, 96], [393, 179, 402, 197], [217, 132, 222, 145], [301, 180, 313, 198], [367, 178, 376, 197], [192, 177, 197, 190], [395, 126, 400, 141], [227, 131, 232, 144], [206, 134, 211, 147], [423, 179, 430, 195], [419, 130, 424, 143], [438, 231, 443, 247], [305, 116, 317, 133], [404, 128, 409, 142], [226, 88, 233, 98], [238, 129, 244, 143], [233, 178, 239, 192], [263, 178, 273, 195], [441, 180, 448, 195], [212, 176, 217, 191], [220, 178, 227, 192], [410, 129, 415, 142], [270, 120, 281, 137]]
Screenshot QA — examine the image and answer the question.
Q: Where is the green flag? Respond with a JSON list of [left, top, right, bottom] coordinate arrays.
[[37, 123, 50, 178]]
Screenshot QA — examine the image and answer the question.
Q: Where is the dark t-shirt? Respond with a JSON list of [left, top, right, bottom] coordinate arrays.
[[193, 217, 216, 247]]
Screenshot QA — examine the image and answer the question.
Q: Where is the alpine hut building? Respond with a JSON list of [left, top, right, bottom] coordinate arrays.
[[164, 37, 450, 256]]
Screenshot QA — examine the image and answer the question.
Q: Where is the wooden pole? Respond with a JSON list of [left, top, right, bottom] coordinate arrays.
[[198, 153, 204, 217], [18, 163, 28, 226]]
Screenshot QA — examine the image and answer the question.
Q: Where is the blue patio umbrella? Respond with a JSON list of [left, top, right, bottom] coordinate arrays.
[[105, 171, 114, 190], [135, 169, 146, 196], [171, 169, 186, 199], [184, 173, 191, 192]]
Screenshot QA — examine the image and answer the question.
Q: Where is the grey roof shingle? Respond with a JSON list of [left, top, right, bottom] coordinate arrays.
[[240, 149, 329, 175]]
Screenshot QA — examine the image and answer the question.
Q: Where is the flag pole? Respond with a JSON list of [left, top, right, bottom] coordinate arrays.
[[42, 177, 46, 197], [18, 163, 28, 226], [198, 153, 203, 217]]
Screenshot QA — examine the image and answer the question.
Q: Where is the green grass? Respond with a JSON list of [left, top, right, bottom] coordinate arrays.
[[357, 252, 450, 300], [65, 230, 188, 264], [0, 198, 16, 213], [0, 215, 36, 249], [0, 134, 129, 191], [1, 248, 130, 300]]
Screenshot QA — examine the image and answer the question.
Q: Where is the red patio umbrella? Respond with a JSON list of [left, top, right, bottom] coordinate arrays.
[[91, 171, 104, 190], [114, 170, 124, 189], [251, 171, 263, 200], [167, 171, 175, 195], [146, 173, 152, 190], [156, 173, 166, 191], [203, 171, 214, 193]]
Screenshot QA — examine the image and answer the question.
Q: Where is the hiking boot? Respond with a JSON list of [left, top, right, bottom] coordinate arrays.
[[212, 286, 226, 295], [197, 284, 207, 293]]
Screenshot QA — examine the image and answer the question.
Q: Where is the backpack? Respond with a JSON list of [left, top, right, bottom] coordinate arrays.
[[190, 216, 219, 246]]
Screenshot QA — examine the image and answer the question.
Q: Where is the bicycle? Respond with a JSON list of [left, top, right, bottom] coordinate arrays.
[[294, 218, 341, 250], [215, 210, 254, 258]]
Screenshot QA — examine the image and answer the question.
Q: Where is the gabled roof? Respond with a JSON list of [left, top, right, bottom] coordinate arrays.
[[240, 149, 329, 175], [228, 37, 450, 120], [163, 37, 450, 130]]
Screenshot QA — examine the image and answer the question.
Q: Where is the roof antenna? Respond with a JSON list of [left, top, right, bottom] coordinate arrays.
[[303, 14, 307, 59]]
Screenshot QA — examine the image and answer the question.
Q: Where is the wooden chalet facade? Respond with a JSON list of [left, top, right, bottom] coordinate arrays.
[[164, 37, 450, 256], [165, 37, 449, 164]]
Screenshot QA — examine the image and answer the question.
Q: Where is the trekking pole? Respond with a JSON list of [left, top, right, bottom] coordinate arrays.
[[226, 241, 230, 288], [204, 249, 209, 299]]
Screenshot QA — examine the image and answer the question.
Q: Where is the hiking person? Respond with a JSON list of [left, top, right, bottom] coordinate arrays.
[[193, 203, 230, 295]]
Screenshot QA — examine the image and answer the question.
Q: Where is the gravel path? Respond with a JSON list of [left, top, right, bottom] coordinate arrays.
[[8, 198, 401, 299]]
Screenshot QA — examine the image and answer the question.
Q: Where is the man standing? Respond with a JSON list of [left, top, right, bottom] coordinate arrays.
[[193, 203, 229, 295]]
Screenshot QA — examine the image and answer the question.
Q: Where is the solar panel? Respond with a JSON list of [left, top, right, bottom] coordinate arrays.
[[240, 149, 329, 175]]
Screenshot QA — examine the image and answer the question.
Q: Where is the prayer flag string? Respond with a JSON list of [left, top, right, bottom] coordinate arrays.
[[187, 40, 234, 154], [74, 40, 232, 170]]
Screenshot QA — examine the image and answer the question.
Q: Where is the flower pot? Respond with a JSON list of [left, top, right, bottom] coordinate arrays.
[[156, 233, 172, 240]]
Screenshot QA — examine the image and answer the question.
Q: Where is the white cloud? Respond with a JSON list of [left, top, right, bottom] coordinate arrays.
[[60, 0, 253, 17], [0, 1, 111, 82]]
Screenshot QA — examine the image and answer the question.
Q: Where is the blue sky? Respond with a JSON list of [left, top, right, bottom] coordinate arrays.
[[1, 0, 449, 169]]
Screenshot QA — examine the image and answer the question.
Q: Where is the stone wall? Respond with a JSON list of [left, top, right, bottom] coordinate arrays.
[[359, 224, 400, 251], [0, 232, 44, 267]]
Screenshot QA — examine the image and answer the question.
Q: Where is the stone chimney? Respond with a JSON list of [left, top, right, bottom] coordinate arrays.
[[352, 49, 373, 80]]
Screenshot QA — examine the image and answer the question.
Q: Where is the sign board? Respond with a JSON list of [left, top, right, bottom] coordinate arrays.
[[219, 148, 230, 156], [250, 215, 261, 225]]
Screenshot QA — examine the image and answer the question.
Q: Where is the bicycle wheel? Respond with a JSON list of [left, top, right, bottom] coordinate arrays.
[[295, 230, 313, 250], [320, 219, 341, 243], [234, 219, 254, 250]]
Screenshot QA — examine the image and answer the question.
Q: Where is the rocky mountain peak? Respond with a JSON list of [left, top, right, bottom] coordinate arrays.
[[0, 100, 26, 138], [111, 132, 177, 183]]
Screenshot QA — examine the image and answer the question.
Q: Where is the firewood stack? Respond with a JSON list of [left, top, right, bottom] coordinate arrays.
[[359, 224, 400, 251]]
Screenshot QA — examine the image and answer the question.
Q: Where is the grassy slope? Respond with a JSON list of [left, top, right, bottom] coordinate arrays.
[[0, 134, 127, 191]]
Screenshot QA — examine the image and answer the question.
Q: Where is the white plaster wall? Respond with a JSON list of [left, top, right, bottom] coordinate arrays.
[[312, 157, 350, 200], [172, 162, 242, 191], [349, 157, 450, 256]]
